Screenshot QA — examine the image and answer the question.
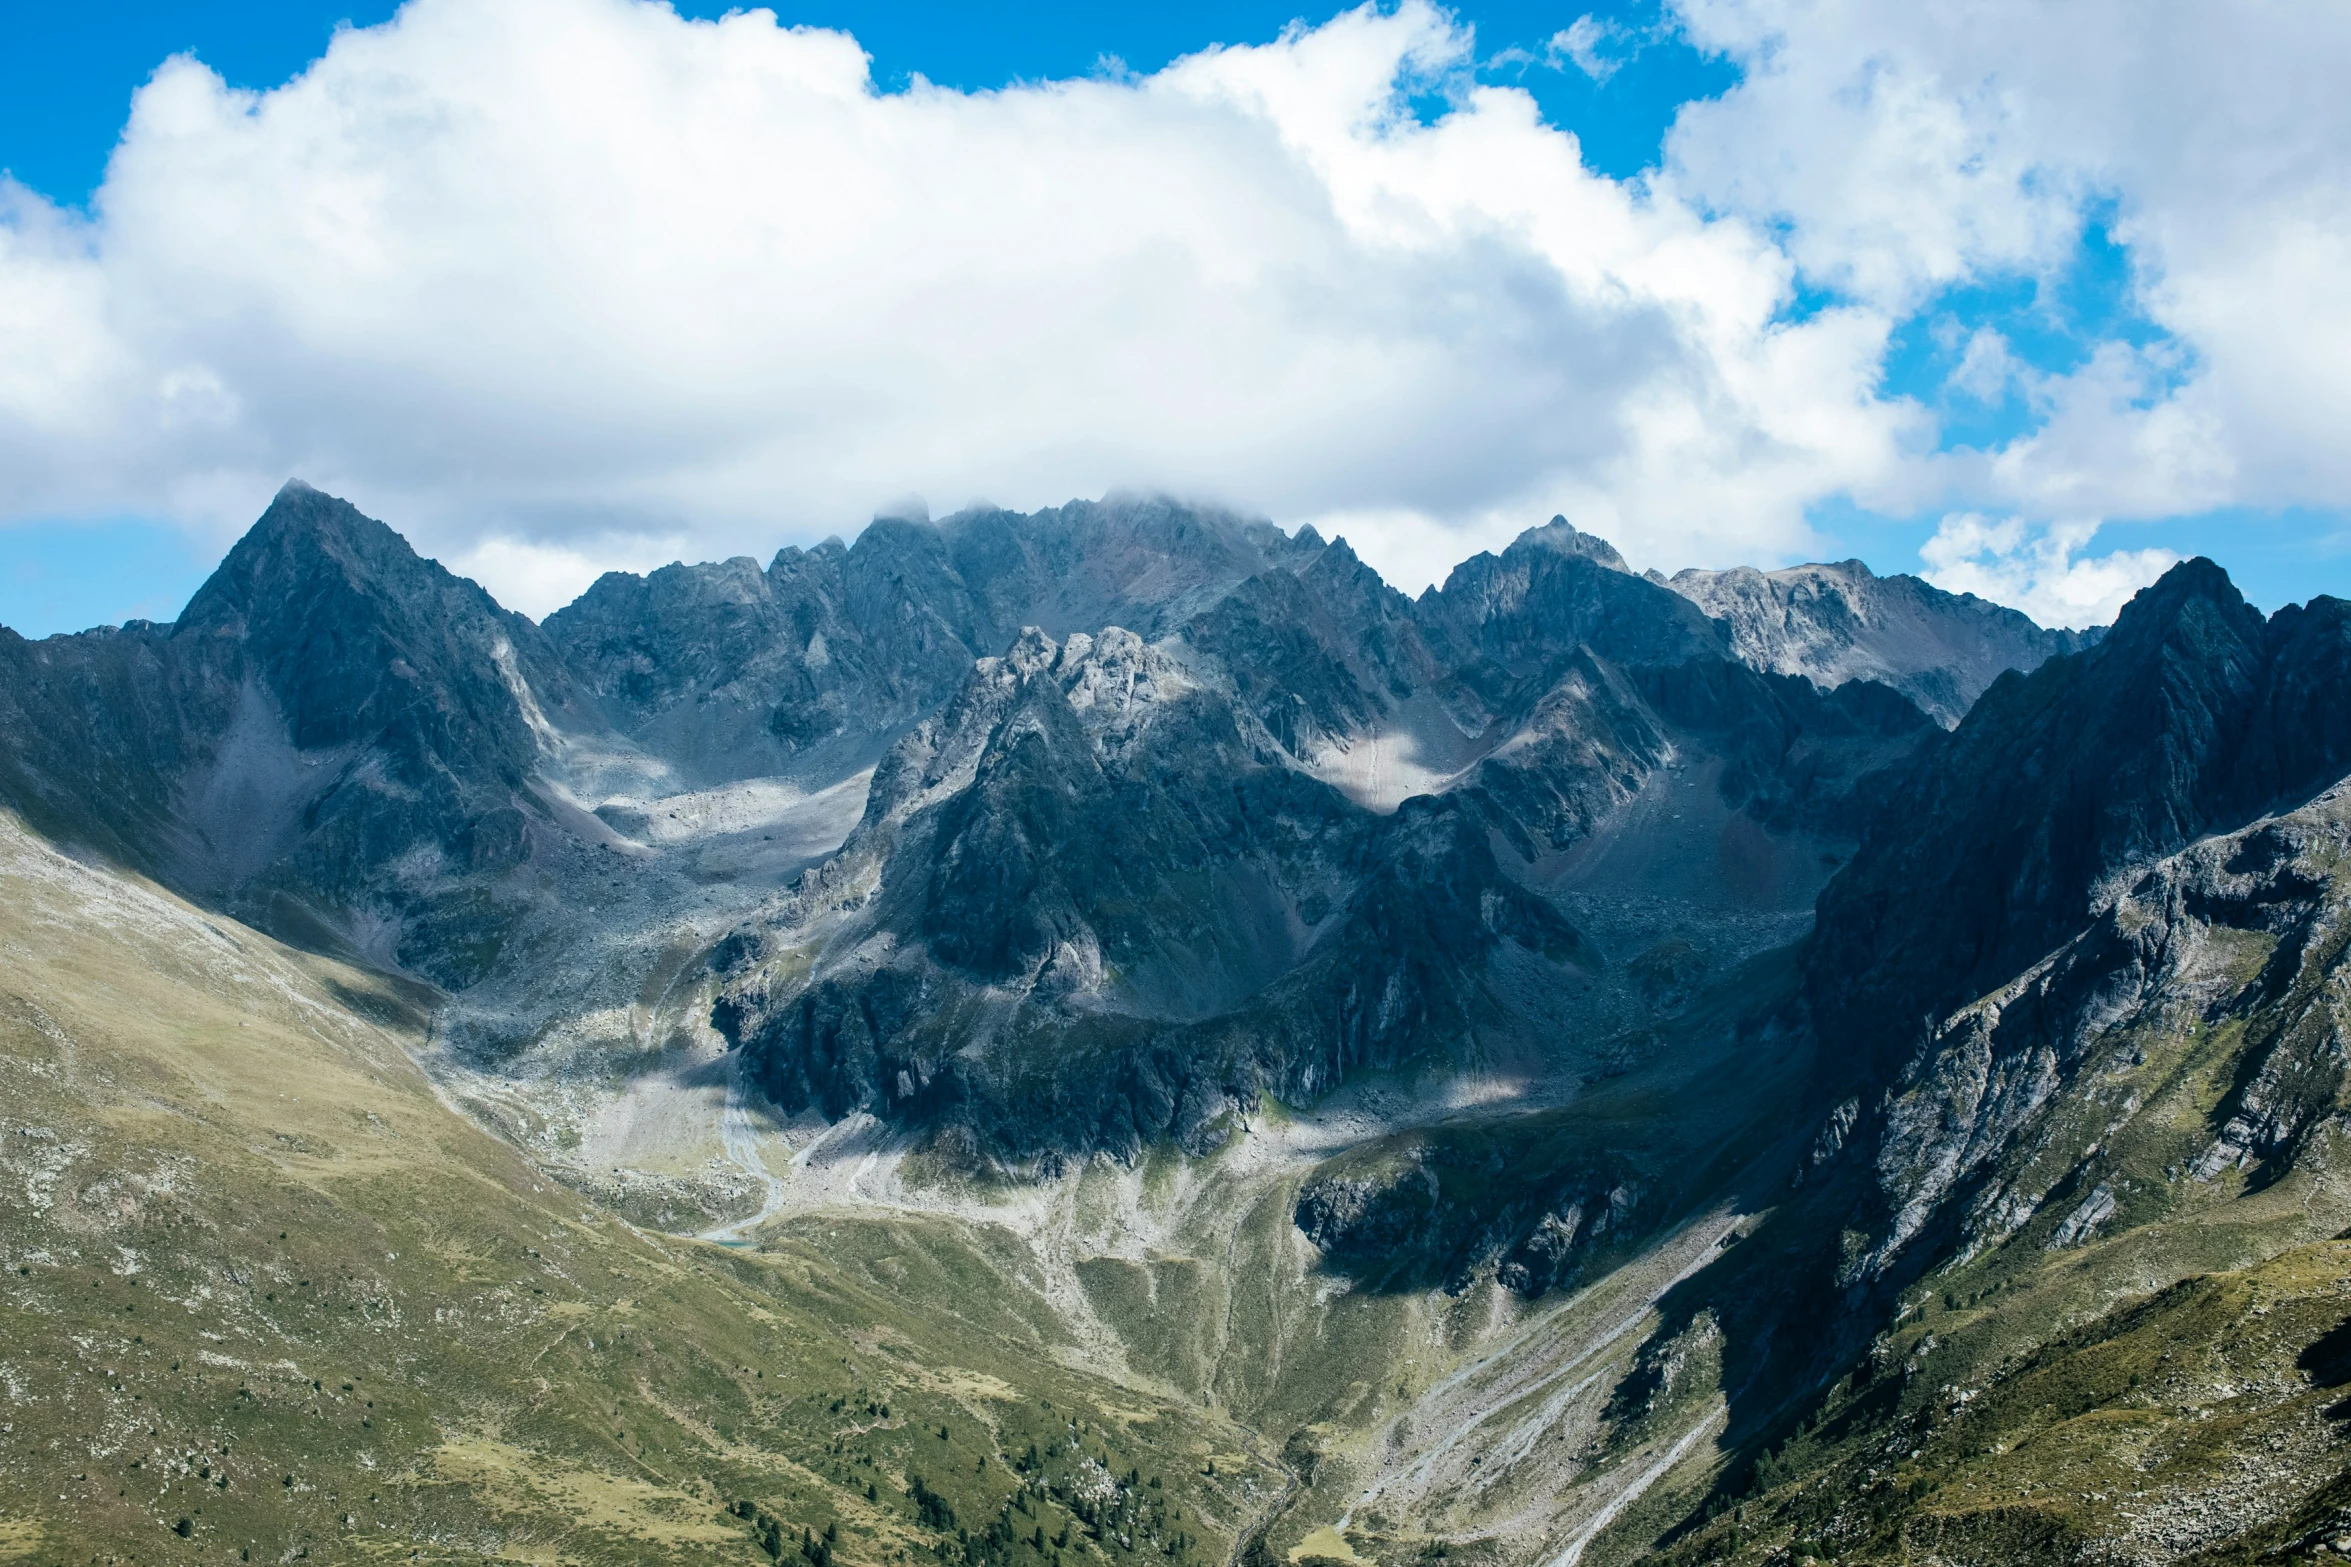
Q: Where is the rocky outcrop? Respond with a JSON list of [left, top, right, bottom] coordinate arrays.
[[711, 516, 1944, 1162], [544, 496, 1311, 787], [1664, 556, 2094, 726], [1292, 1123, 1649, 1297], [1806, 561, 2351, 1086]]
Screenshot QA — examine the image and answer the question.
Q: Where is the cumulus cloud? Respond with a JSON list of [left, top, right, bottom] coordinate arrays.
[[449, 534, 692, 620], [3, 0, 1935, 612], [0, 0, 2344, 624], [1919, 514, 2176, 629], [1947, 328, 2020, 406], [1666, 0, 2351, 516], [0, 0, 1896, 603]]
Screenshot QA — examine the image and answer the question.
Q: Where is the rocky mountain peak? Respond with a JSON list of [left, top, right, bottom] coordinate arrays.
[[172, 479, 578, 775], [178, 480, 436, 632], [2092, 551, 2263, 663], [1510, 515, 1631, 571], [1665, 553, 2096, 726], [1804, 554, 2333, 1084], [1420, 530, 1722, 675]]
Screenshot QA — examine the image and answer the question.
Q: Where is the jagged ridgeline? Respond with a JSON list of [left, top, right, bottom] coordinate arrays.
[[6, 480, 2351, 1567], [0, 481, 1976, 1160]]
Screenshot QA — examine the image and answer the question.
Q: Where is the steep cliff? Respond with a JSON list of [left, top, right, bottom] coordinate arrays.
[[1558, 568, 2351, 1564], [1809, 561, 2351, 1086], [711, 523, 1932, 1163], [543, 497, 1308, 787]]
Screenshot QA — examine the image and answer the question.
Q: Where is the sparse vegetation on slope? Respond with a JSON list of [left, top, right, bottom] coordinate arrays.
[[0, 815, 1278, 1563], [8, 495, 2347, 1567]]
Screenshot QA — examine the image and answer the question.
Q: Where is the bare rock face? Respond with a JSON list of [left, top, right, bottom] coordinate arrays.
[[710, 520, 1936, 1163], [1664, 557, 2094, 726], [1415, 519, 1723, 676], [710, 621, 1596, 1162], [1852, 793, 2351, 1278], [1808, 559, 2351, 1088], [1780, 558, 2351, 1300], [542, 497, 1310, 789], [0, 481, 591, 983], [0, 486, 2092, 1162]]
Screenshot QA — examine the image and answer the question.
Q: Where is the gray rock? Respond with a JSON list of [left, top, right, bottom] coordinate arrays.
[[1665, 557, 2093, 726]]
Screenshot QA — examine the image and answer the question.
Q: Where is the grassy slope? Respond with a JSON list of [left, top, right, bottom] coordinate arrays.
[[12, 773, 2349, 1567], [0, 815, 1278, 1565], [942, 948, 1824, 1566], [1604, 839, 2351, 1567], [1631, 1223, 2351, 1567]]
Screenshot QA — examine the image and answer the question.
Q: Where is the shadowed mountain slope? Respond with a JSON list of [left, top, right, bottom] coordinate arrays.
[[1809, 559, 2351, 1085], [710, 528, 1934, 1163], [1519, 564, 2351, 1564], [0, 482, 596, 980], [5, 487, 2346, 1567], [1595, 757, 2351, 1567]]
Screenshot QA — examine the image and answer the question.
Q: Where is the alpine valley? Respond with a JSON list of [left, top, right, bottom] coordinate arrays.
[[4, 481, 2348, 1567]]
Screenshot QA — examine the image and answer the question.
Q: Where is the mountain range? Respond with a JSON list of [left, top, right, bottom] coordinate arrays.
[[1, 481, 2344, 1567]]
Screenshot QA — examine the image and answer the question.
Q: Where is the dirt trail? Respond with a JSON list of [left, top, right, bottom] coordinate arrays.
[[700, 1054, 789, 1244]]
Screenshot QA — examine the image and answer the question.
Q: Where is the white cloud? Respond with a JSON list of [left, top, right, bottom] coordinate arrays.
[[1664, 0, 2351, 521], [1918, 513, 2176, 629], [0, 0, 1905, 599], [0, 0, 2343, 627], [447, 533, 692, 620], [1947, 328, 2019, 405], [1550, 17, 1630, 83], [1980, 340, 2233, 520]]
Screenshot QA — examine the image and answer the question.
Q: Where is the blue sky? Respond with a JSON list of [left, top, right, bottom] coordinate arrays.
[[0, 2, 1726, 202], [0, 0, 2343, 635], [0, 0, 1738, 637]]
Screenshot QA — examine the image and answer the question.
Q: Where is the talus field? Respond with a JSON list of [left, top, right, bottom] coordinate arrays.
[[3, 483, 2348, 1566]]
